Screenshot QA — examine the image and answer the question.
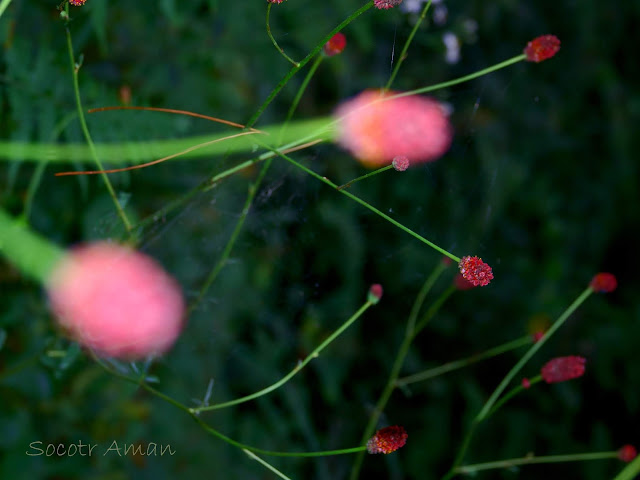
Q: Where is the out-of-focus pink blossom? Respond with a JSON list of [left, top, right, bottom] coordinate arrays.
[[47, 242, 184, 359], [334, 90, 452, 168]]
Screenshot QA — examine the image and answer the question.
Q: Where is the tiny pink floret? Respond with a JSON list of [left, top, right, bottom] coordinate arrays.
[[618, 445, 637, 463], [334, 90, 452, 168], [324, 33, 346, 57], [47, 242, 185, 360]]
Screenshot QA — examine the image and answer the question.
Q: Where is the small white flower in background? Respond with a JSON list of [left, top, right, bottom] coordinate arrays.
[[433, 4, 448, 25], [400, 0, 441, 14], [442, 31, 460, 64]]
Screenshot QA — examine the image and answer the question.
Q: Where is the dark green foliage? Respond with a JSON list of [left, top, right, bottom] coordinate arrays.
[[1, 1, 638, 479]]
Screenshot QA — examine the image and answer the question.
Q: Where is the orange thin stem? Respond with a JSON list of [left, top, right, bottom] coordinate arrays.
[[55, 131, 261, 176], [87, 106, 263, 133]]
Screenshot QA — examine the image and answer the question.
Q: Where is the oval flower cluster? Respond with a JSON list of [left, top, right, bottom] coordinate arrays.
[[458, 256, 493, 287], [334, 90, 452, 168], [540, 356, 586, 384], [374, 0, 403, 8], [47, 242, 185, 359], [366, 426, 408, 454]]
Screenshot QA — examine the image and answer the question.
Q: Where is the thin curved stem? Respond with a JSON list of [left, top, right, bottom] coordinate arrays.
[[266, 4, 300, 67], [385, 0, 432, 90], [192, 301, 373, 412], [64, 23, 132, 235]]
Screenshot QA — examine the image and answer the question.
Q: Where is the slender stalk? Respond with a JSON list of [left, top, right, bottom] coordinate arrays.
[[187, 158, 274, 315], [484, 375, 542, 419], [456, 451, 620, 475], [0, 0, 12, 19], [396, 335, 532, 387], [349, 263, 449, 480], [246, 1, 373, 128], [385, 0, 432, 90], [263, 142, 461, 262], [243, 450, 293, 480], [64, 23, 132, 234], [445, 287, 595, 475], [613, 452, 640, 480], [266, 4, 299, 67], [192, 301, 373, 413], [337, 165, 394, 190]]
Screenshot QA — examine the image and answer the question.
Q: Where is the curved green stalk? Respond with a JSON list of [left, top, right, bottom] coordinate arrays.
[[266, 4, 299, 67], [192, 301, 373, 413]]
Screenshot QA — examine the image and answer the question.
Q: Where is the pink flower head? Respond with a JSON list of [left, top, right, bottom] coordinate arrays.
[[458, 256, 493, 287], [367, 426, 408, 454], [368, 284, 384, 304], [324, 33, 346, 57], [267, 0, 285, 4], [521, 378, 531, 389], [589, 272, 617, 293], [374, 0, 403, 9], [334, 90, 452, 168], [47, 242, 185, 360], [524, 35, 560, 63], [618, 445, 637, 463], [392, 155, 410, 171], [540, 356, 586, 384], [69, 0, 87, 5]]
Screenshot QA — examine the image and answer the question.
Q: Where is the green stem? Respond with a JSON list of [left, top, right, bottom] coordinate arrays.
[[413, 284, 455, 335], [396, 335, 532, 387], [65, 25, 132, 234], [186, 158, 274, 315], [349, 263, 449, 480], [337, 165, 394, 190], [266, 4, 300, 67], [484, 375, 542, 419], [447, 287, 594, 474], [243, 450, 293, 480], [245, 1, 373, 128], [192, 301, 373, 413], [613, 451, 640, 480], [385, 0, 432, 90], [392, 54, 526, 99], [278, 55, 324, 145], [0, 208, 64, 283], [456, 451, 620, 475], [0, 0, 12, 19], [263, 143, 461, 262]]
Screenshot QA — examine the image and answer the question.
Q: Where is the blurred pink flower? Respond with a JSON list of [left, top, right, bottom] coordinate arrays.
[[69, 0, 87, 5], [618, 445, 637, 463], [335, 90, 452, 168], [541, 356, 586, 384], [47, 242, 184, 359]]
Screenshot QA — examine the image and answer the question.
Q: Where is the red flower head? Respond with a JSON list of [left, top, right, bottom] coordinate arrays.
[[589, 272, 617, 293], [618, 445, 637, 463], [335, 90, 452, 168], [47, 242, 185, 360], [267, 0, 285, 4], [524, 35, 560, 63], [368, 284, 384, 304], [374, 0, 403, 9], [540, 356, 586, 384], [324, 33, 346, 57], [69, 0, 87, 5], [521, 378, 531, 389], [458, 256, 494, 287], [367, 426, 408, 454]]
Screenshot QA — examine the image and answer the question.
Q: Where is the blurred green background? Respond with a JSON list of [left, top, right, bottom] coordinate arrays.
[[1, 0, 638, 479]]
